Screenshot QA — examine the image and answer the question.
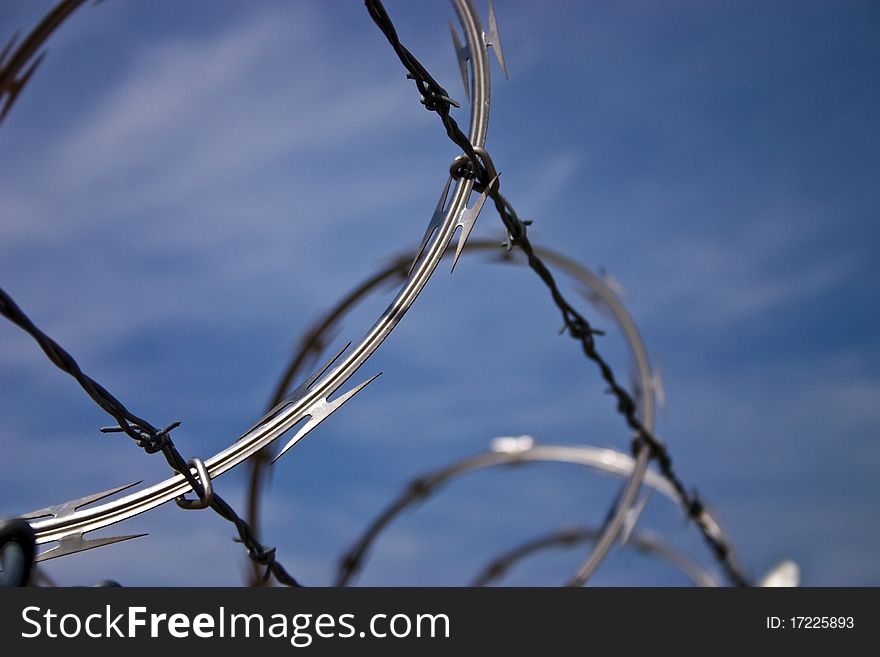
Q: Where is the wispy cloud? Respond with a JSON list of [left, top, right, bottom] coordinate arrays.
[[2, 0, 877, 587], [633, 225, 859, 328]]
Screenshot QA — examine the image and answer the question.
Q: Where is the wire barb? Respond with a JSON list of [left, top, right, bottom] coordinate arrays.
[[365, 0, 750, 586], [0, 285, 302, 586], [485, 0, 509, 79], [0, 0, 89, 124]]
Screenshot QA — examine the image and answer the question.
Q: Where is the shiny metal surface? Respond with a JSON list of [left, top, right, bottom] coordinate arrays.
[[22, 0, 494, 561], [246, 236, 664, 585], [471, 525, 720, 587], [335, 440, 730, 586]]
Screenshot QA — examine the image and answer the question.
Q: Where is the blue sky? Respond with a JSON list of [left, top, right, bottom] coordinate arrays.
[[1, 0, 878, 586]]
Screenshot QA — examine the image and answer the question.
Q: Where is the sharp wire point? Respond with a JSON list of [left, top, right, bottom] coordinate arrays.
[[302, 341, 352, 391], [272, 372, 381, 464], [280, 343, 351, 407], [20, 50, 46, 85], [601, 269, 629, 300], [409, 177, 452, 276], [0, 30, 20, 69], [35, 532, 148, 563], [21, 480, 143, 520], [620, 491, 651, 546], [652, 361, 666, 411], [244, 341, 353, 439], [0, 98, 12, 121], [451, 175, 497, 273], [1, 49, 47, 122], [0, 0, 750, 590], [486, 0, 509, 79], [448, 20, 470, 99]]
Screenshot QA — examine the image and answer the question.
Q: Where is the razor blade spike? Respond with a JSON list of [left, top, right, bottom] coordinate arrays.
[[284, 341, 352, 401], [12, 0, 495, 568], [451, 175, 498, 273], [21, 480, 143, 521], [485, 0, 508, 79], [630, 364, 643, 405], [237, 342, 353, 441], [0, 51, 45, 121], [600, 268, 629, 300], [409, 177, 453, 276], [272, 371, 382, 464], [448, 20, 470, 99], [652, 362, 666, 411], [35, 531, 147, 563], [0, 30, 20, 70], [579, 284, 615, 320], [619, 491, 651, 546]]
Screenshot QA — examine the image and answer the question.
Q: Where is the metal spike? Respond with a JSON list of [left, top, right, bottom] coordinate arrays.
[[448, 21, 470, 100], [451, 175, 498, 273], [600, 268, 629, 300], [239, 342, 354, 441], [0, 52, 45, 122], [272, 372, 382, 464], [485, 0, 508, 79], [1, 89, 17, 121], [578, 285, 614, 320], [619, 491, 651, 546], [35, 532, 147, 563], [409, 177, 452, 276], [630, 365, 643, 407], [18, 51, 46, 88], [21, 480, 142, 521], [652, 362, 666, 411], [298, 323, 343, 379], [284, 342, 351, 401], [0, 30, 20, 70]]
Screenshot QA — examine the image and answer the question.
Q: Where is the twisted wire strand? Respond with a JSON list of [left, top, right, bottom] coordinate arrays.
[[246, 262, 405, 585], [248, 238, 667, 586], [0, 0, 747, 588], [364, 0, 749, 586], [3, 0, 495, 586], [0, 286, 300, 586]]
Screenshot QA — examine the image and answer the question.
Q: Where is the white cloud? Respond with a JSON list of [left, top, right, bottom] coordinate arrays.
[[634, 228, 858, 328], [516, 151, 582, 216]]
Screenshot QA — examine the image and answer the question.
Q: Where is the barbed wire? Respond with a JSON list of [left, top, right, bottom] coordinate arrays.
[[364, 0, 750, 587], [246, 262, 405, 586], [245, 238, 662, 586], [2, 0, 496, 587], [335, 440, 738, 587], [0, 0, 88, 123], [0, 0, 753, 588], [0, 287, 300, 586]]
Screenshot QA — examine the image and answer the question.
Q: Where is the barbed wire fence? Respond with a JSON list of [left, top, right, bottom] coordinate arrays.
[[0, 0, 795, 588]]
